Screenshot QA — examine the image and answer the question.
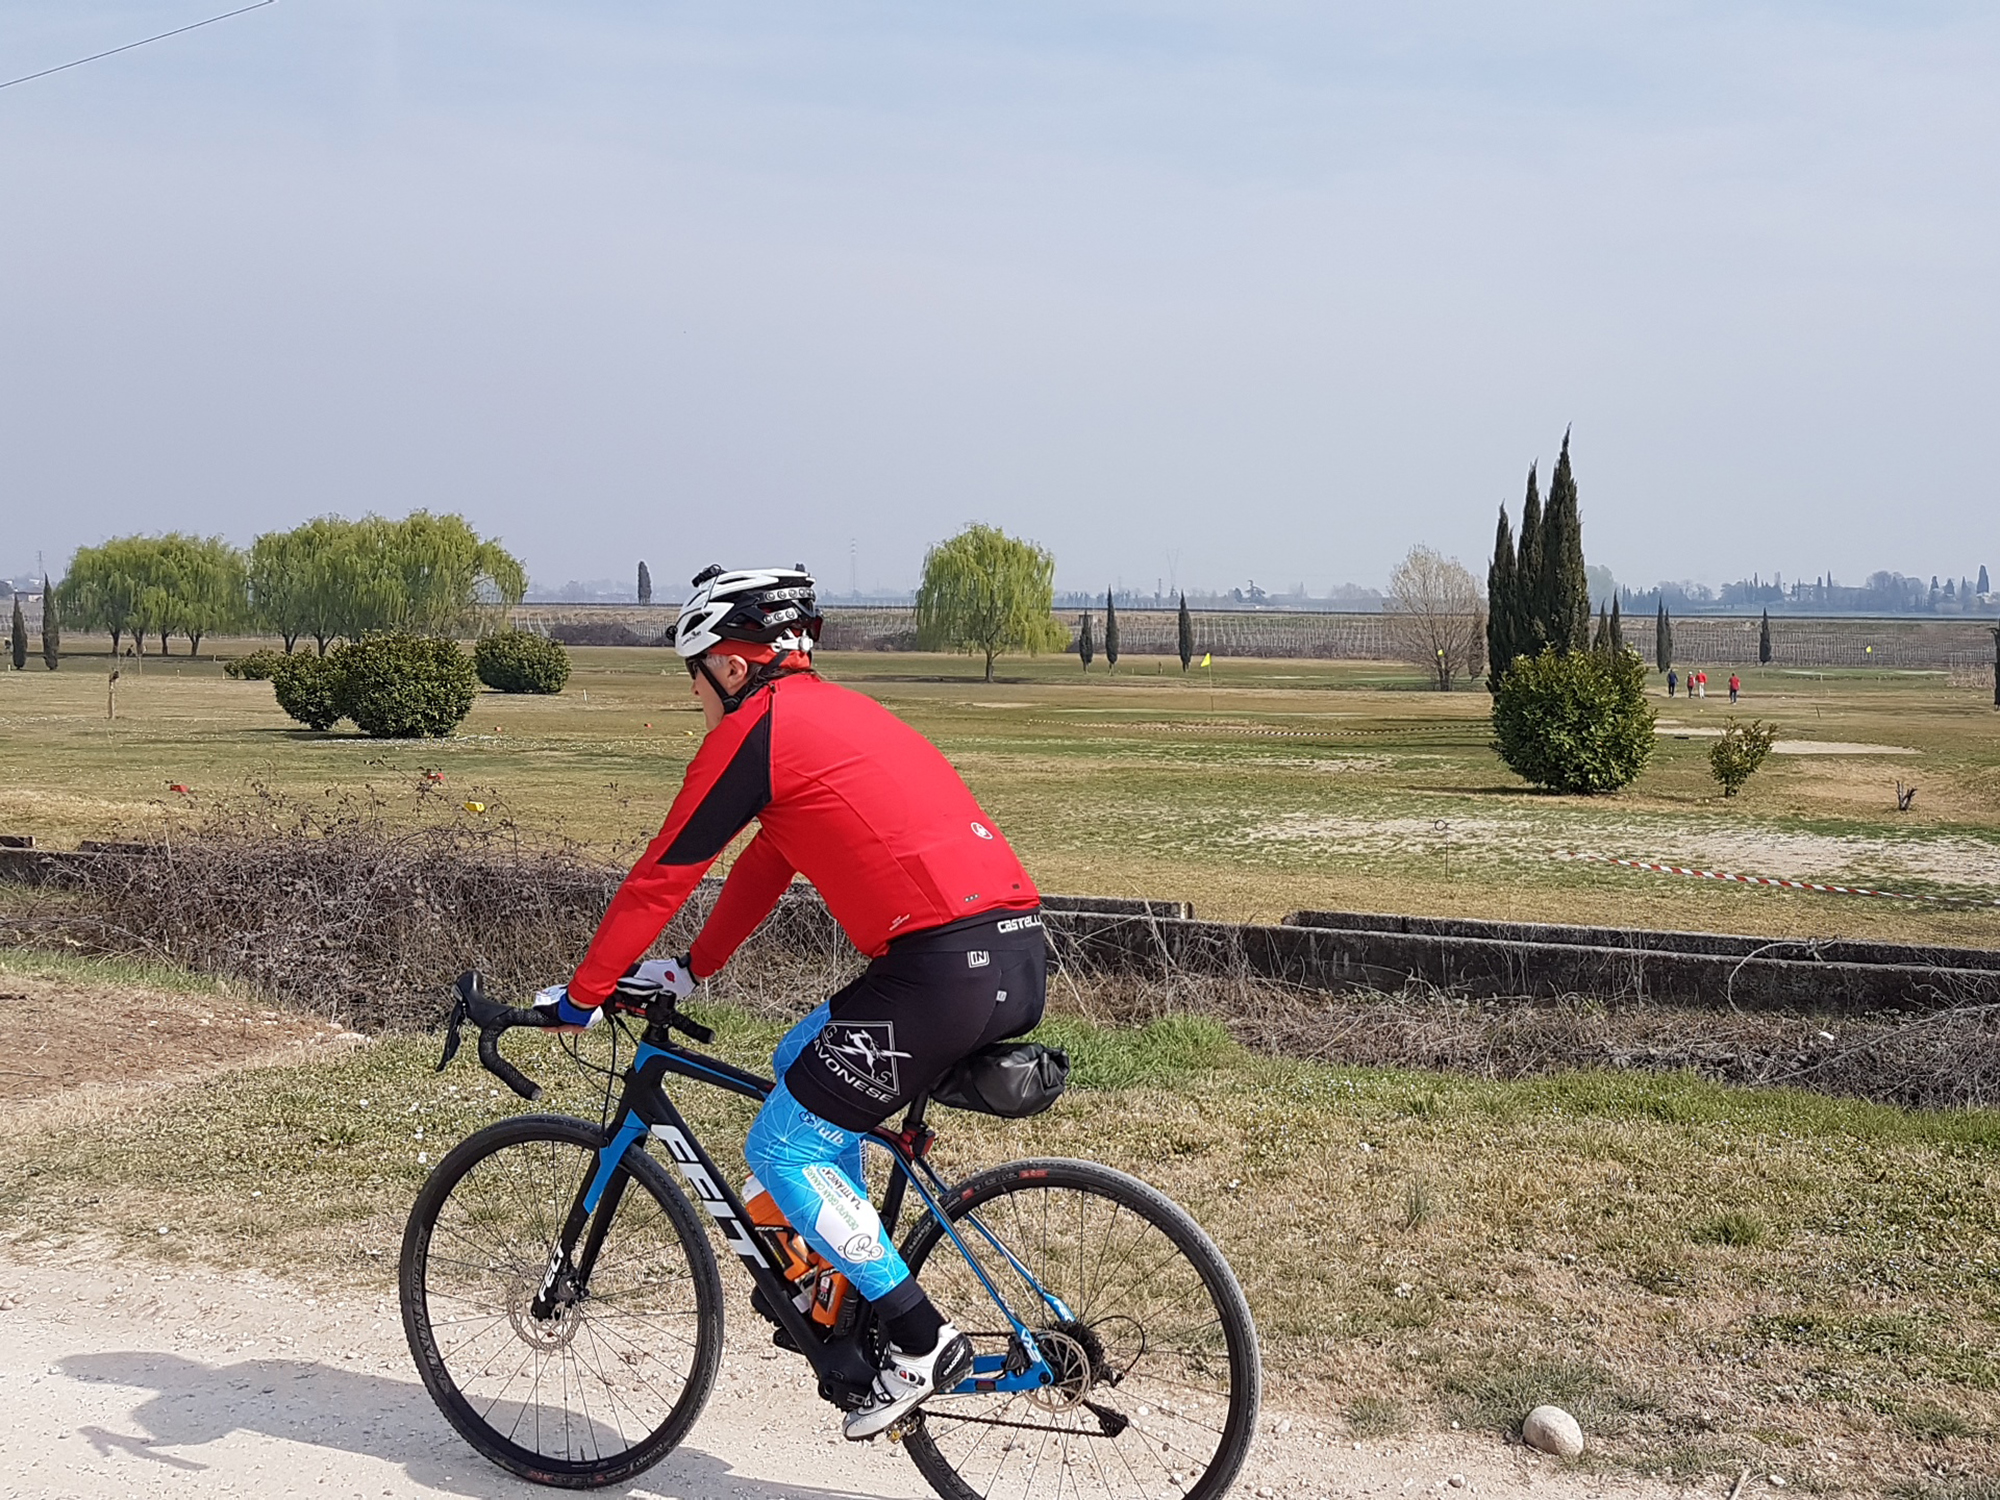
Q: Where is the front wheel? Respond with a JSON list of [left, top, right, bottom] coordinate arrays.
[[898, 1158, 1260, 1500], [400, 1114, 724, 1489]]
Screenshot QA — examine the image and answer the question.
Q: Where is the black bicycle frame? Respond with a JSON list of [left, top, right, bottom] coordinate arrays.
[[536, 1012, 1068, 1407]]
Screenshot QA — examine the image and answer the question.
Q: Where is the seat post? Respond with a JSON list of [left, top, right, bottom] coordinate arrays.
[[876, 1093, 930, 1236]]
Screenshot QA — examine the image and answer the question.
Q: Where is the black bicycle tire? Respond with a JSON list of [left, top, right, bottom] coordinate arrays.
[[400, 1113, 724, 1489], [896, 1157, 1260, 1500]]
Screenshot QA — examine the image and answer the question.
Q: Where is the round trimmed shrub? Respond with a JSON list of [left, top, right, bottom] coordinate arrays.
[[1492, 648, 1655, 794], [225, 648, 288, 681], [333, 634, 477, 739], [269, 653, 343, 731], [473, 630, 571, 694]]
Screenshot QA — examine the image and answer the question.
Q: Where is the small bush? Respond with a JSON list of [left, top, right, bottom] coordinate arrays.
[[334, 634, 477, 738], [473, 631, 571, 694], [1709, 717, 1777, 798], [269, 653, 343, 731], [224, 649, 288, 681], [1491, 648, 1655, 794]]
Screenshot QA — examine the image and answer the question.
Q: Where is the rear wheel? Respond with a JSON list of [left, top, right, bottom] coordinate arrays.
[[400, 1114, 723, 1488], [897, 1158, 1259, 1500]]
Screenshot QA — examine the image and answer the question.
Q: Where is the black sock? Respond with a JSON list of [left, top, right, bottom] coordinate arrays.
[[883, 1293, 945, 1355]]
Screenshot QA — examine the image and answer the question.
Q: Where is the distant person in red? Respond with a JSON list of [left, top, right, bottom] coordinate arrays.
[[1695, 670, 1707, 700], [1728, 673, 1741, 704], [537, 565, 1043, 1441]]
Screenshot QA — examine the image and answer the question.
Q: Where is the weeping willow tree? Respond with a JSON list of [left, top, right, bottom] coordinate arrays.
[[64, 513, 527, 661], [61, 534, 244, 656], [914, 524, 1067, 682], [247, 513, 526, 653]]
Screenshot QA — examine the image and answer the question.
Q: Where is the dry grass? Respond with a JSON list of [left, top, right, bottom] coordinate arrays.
[[0, 789, 859, 1031], [0, 967, 1993, 1495], [9, 801, 2000, 1108], [0, 962, 335, 1115]]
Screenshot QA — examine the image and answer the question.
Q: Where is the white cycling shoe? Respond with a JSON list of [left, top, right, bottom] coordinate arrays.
[[843, 1325, 975, 1441]]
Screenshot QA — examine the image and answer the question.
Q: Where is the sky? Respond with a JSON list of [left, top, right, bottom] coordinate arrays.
[[2, 1, 1996, 597]]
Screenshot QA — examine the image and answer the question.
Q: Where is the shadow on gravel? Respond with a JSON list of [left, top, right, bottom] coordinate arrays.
[[61, 1351, 889, 1500]]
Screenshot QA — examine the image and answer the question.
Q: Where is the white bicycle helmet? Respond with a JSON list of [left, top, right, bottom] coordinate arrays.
[[672, 564, 822, 659]]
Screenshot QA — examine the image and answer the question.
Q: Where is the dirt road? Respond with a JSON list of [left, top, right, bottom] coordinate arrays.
[[0, 1245, 1700, 1500]]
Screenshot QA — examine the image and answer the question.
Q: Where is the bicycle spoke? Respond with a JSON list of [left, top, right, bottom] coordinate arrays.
[[904, 1164, 1255, 1500]]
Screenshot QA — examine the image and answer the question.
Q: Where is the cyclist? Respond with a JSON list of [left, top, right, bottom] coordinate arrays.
[[535, 564, 1045, 1440]]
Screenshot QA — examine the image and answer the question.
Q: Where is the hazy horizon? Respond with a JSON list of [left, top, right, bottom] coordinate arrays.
[[4, 3, 1995, 598]]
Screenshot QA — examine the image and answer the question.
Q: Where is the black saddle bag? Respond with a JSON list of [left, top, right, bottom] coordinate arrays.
[[929, 1041, 1070, 1118]]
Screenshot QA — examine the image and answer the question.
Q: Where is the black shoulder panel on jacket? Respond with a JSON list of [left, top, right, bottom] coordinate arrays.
[[660, 711, 772, 865]]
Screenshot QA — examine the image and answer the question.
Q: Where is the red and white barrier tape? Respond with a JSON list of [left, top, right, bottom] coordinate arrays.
[[1556, 851, 2000, 909]]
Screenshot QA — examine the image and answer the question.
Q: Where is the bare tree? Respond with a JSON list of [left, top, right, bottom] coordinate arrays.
[[1387, 545, 1485, 690]]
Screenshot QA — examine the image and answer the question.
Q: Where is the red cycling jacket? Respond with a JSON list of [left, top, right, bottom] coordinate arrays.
[[568, 672, 1040, 1006]]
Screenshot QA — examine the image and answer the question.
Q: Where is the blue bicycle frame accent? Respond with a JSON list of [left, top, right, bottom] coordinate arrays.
[[582, 1041, 743, 1214], [572, 1029, 1074, 1400]]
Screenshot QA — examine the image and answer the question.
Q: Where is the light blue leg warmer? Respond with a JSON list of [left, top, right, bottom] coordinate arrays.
[[767, 1002, 864, 1186], [744, 1007, 911, 1302]]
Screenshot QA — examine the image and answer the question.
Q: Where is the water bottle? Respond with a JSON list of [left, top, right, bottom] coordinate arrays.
[[742, 1175, 855, 1332]]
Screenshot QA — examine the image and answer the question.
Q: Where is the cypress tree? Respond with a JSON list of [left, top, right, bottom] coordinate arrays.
[[637, 561, 653, 606], [1658, 605, 1674, 672], [1980, 565, 1991, 595], [1177, 593, 1194, 671], [1104, 590, 1120, 670], [1759, 609, 1772, 665], [1609, 594, 1624, 651], [1592, 603, 1609, 653], [8, 595, 25, 671], [1486, 503, 1517, 693], [1078, 611, 1094, 670], [1515, 464, 1545, 655], [41, 578, 59, 671], [1541, 429, 1590, 651]]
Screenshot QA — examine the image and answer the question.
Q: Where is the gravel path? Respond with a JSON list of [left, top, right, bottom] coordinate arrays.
[[0, 1246, 1695, 1500]]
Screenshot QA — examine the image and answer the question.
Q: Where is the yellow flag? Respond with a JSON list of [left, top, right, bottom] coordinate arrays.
[[1200, 653, 1212, 667]]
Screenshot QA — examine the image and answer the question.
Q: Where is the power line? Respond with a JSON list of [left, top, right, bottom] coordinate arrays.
[[0, 1, 276, 93]]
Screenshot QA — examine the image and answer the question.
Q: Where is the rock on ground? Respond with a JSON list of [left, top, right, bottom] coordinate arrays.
[[1522, 1406, 1587, 1459]]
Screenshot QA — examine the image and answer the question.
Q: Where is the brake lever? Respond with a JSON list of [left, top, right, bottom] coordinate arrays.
[[437, 971, 548, 1103], [436, 991, 469, 1073]]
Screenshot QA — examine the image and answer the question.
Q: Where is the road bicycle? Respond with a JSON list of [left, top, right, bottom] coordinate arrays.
[[400, 973, 1261, 1497]]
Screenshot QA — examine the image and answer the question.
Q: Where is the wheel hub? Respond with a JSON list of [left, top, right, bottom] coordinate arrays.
[[1026, 1327, 1098, 1411], [508, 1271, 584, 1351]]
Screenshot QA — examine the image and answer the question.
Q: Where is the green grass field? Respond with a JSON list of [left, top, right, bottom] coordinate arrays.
[[6, 637, 2000, 946]]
